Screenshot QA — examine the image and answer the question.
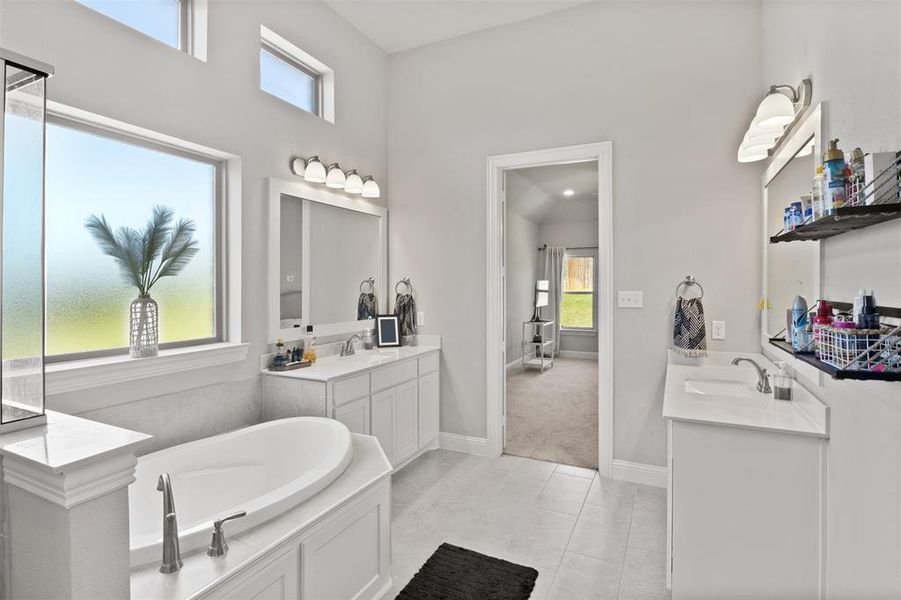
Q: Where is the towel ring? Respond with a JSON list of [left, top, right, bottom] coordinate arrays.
[[395, 278, 413, 295], [675, 276, 704, 299], [360, 277, 375, 294]]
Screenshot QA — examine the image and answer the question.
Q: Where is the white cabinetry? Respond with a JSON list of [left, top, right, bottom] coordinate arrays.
[[417, 370, 439, 446], [392, 380, 419, 463], [370, 389, 394, 463], [335, 396, 370, 436]]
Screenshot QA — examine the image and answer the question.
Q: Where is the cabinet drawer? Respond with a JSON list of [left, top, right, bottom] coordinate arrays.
[[371, 360, 418, 393], [418, 352, 439, 376], [333, 373, 370, 406]]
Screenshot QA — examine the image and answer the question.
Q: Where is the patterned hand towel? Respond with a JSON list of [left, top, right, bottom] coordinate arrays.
[[674, 297, 708, 357], [357, 293, 378, 321], [394, 293, 417, 338]]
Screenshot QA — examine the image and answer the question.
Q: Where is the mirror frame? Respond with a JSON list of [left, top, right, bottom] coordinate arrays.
[[760, 102, 824, 383], [267, 177, 387, 343]]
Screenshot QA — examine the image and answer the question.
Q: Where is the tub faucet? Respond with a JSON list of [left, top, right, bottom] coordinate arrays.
[[340, 333, 363, 357], [157, 473, 183, 574], [731, 357, 773, 394], [207, 510, 247, 557]]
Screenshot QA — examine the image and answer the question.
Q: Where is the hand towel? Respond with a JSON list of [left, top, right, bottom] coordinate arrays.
[[357, 292, 378, 321], [674, 297, 708, 357], [394, 293, 417, 338]]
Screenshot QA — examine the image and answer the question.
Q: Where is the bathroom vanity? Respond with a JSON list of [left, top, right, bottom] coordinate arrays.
[[263, 344, 441, 469], [663, 350, 829, 599]]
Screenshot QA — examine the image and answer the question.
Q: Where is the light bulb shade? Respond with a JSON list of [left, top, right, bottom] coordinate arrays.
[[345, 170, 363, 194], [303, 156, 326, 183], [743, 129, 778, 148], [325, 163, 346, 189], [737, 142, 769, 163], [755, 92, 795, 129], [361, 176, 380, 198], [749, 115, 785, 137]]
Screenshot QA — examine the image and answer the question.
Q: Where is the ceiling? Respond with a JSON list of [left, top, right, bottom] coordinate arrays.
[[325, 0, 591, 54], [506, 161, 598, 225]]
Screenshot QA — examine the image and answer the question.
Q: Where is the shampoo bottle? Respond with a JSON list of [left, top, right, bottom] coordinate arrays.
[[791, 296, 810, 351], [823, 139, 847, 215]]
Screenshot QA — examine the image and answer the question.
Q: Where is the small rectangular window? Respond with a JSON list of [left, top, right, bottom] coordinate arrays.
[[561, 252, 596, 330], [76, 0, 185, 49], [260, 44, 320, 116]]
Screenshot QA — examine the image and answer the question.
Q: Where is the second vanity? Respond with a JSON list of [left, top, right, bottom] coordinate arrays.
[[663, 350, 829, 599], [262, 340, 441, 469]]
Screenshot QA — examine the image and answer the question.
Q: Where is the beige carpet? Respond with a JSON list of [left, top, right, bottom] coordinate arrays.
[[505, 357, 599, 469]]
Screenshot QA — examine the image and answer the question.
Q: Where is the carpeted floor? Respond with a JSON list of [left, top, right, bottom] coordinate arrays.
[[505, 357, 599, 469]]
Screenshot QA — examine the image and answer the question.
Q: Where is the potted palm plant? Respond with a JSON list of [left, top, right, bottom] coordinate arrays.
[[86, 205, 199, 358]]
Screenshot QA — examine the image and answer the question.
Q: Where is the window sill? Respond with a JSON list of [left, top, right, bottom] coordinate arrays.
[[46, 342, 250, 396], [560, 329, 598, 336]]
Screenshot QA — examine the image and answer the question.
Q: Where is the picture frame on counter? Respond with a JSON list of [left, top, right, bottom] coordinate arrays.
[[376, 315, 400, 347]]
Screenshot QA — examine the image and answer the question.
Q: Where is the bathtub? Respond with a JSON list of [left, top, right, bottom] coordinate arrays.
[[128, 417, 353, 567]]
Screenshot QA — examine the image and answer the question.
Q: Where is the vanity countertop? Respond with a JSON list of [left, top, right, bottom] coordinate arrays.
[[262, 344, 440, 382], [663, 350, 828, 438]]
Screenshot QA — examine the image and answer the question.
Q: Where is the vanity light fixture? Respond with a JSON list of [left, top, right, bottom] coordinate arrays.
[[345, 169, 363, 194], [563, 189, 575, 196], [303, 155, 327, 183], [361, 176, 380, 199], [325, 163, 346, 189], [737, 79, 812, 163]]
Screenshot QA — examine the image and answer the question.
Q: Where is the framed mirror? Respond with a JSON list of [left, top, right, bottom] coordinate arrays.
[[761, 103, 823, 381], [268, 177, 387, 342]]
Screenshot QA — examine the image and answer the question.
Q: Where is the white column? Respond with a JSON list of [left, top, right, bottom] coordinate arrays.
[[0, 411, 151, 599]]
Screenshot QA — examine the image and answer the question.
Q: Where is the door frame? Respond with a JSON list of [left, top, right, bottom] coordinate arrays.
[[486, 141, 614, 477]]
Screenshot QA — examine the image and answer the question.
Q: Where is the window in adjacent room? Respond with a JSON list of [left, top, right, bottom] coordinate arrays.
[[560, 249, 597, 331], [260, 25, 335, 122], [44, 119, 221, 359], [75, 0, 188, 50]]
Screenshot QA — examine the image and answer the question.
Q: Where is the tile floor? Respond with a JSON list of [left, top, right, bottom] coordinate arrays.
[[386, 450, 670, 600]]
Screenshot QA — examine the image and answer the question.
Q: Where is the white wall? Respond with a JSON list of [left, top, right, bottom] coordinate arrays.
[[762, 2, 901, 596], [539, 220, 600, 354], [504, 211, 540, 362], [388, 0, 763, 464], [0, 0, 388, 443]]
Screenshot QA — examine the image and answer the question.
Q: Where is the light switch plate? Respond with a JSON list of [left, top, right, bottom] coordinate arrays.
[[417, 311, 425, 326], [617, 291, 643, 308], [712, 320, 726, 340]]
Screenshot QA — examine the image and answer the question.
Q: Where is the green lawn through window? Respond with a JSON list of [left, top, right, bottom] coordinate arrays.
[[561, 293, 593, 329]]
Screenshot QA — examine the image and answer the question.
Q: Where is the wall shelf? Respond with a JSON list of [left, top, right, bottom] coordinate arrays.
[[770, 203, 901, 243], [769, 338, 901, 382]]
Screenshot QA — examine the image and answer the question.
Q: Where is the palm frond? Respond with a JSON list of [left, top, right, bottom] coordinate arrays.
[[148, 218, 199, 288], [85, 215, 145, 292], [140, 205, 173, 291]]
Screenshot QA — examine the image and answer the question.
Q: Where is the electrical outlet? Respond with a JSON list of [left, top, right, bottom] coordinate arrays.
[[285, 274, 295, 283], [417, 311, 425, 326], [617, 291, 643, 308], [712, 320, 726, 340]]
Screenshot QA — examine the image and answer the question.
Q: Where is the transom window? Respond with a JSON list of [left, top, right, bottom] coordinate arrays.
[[75, 0, 187, 50], [561, 250, 597, 331], [260, 42, 320, 116], [45, 119, 221, 359]]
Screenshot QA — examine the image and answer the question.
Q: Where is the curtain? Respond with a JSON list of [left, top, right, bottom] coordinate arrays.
[[543, 246, 565, 357]]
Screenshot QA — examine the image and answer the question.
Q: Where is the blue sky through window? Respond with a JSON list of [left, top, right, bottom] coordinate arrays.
[[76, 0, 180, 48], [260, 47, 317, 114]]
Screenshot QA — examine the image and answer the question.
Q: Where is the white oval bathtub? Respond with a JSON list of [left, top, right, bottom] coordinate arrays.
[[128, 417, 353, 567]]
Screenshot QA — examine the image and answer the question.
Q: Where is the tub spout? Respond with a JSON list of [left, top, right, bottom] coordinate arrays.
[[157, 473, 183, 574]]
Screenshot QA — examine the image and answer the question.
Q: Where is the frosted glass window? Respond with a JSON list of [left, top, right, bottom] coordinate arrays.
[[260, 46, 319, 115], [76, 0, 182, 48], [45, 123, 218, 358]]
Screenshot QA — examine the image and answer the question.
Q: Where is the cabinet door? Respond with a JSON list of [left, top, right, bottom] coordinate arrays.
[[334, 396, 370, 435], [418, 371, 439, 446], [220, 547, 298, 600], [393, 380, 419, 464], [370, 389, 394, 464]]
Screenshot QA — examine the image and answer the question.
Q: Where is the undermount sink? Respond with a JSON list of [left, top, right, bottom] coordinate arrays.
[[684, 378, 755, 398]]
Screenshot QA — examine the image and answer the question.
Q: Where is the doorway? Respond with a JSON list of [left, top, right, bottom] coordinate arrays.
[[486, 142, 614, 477]]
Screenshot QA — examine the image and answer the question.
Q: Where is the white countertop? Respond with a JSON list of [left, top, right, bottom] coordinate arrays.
[[262, 344, 440, 382], [663, 351, 828, 438], [131, 434, 392, 600]]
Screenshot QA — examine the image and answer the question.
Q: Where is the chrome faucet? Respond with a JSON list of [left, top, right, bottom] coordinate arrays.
[[157, 473, 183, 574], [207, 511, 247, 557], [731, 357, 773, 394], [340, 333, 363, 357]]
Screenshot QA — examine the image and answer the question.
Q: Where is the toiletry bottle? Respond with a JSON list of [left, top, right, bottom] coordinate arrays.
[[811, 166, 825, 220], [773, 362, 793, 401], [800, 195, 812, 223], [848, 148, 866, 206], [791, 296, 810, 351], [823, 139, 847, 215], [853, 289, 865, 321], [363, 328, 374, 350], [858, 291, 880, 330], [813, 301, 833, 358], [303, 336, 317, 363], [274, 338, 287, 368]]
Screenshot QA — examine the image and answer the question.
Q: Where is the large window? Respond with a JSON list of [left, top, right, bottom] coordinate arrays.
[[560, 250, 597, 331], [76, 0, 186, 49], [45, 120, 220, 359]]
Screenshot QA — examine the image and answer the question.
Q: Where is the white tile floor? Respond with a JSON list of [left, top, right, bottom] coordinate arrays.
[[386, 450, 670, 600]]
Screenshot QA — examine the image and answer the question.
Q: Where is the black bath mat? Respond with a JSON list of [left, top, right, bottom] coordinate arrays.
[[396, 543, 538, 600]]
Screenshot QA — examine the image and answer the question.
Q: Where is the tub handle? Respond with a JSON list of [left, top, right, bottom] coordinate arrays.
[[207, 510, 247, 557]]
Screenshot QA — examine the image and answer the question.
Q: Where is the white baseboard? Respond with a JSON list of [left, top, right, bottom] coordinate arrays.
[[505, 357, 521, 373], [557, 350, 598, 360], [439, 432, 495, 456], [612, 459, 666, 488]]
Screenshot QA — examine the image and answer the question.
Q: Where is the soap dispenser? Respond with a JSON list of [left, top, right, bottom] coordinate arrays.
[[773, 362, 792, 401]]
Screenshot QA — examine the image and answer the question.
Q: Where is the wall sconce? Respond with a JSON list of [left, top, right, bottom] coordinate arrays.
[[345, 169, 363, 194], [737, 79, 811, 163], [301, 155, 327, 183], [361, 176, 380, 199], [325, 163, 346, 189]]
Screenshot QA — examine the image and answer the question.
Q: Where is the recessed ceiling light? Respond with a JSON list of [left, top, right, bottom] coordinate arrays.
[[563, 189, 575, 196]]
